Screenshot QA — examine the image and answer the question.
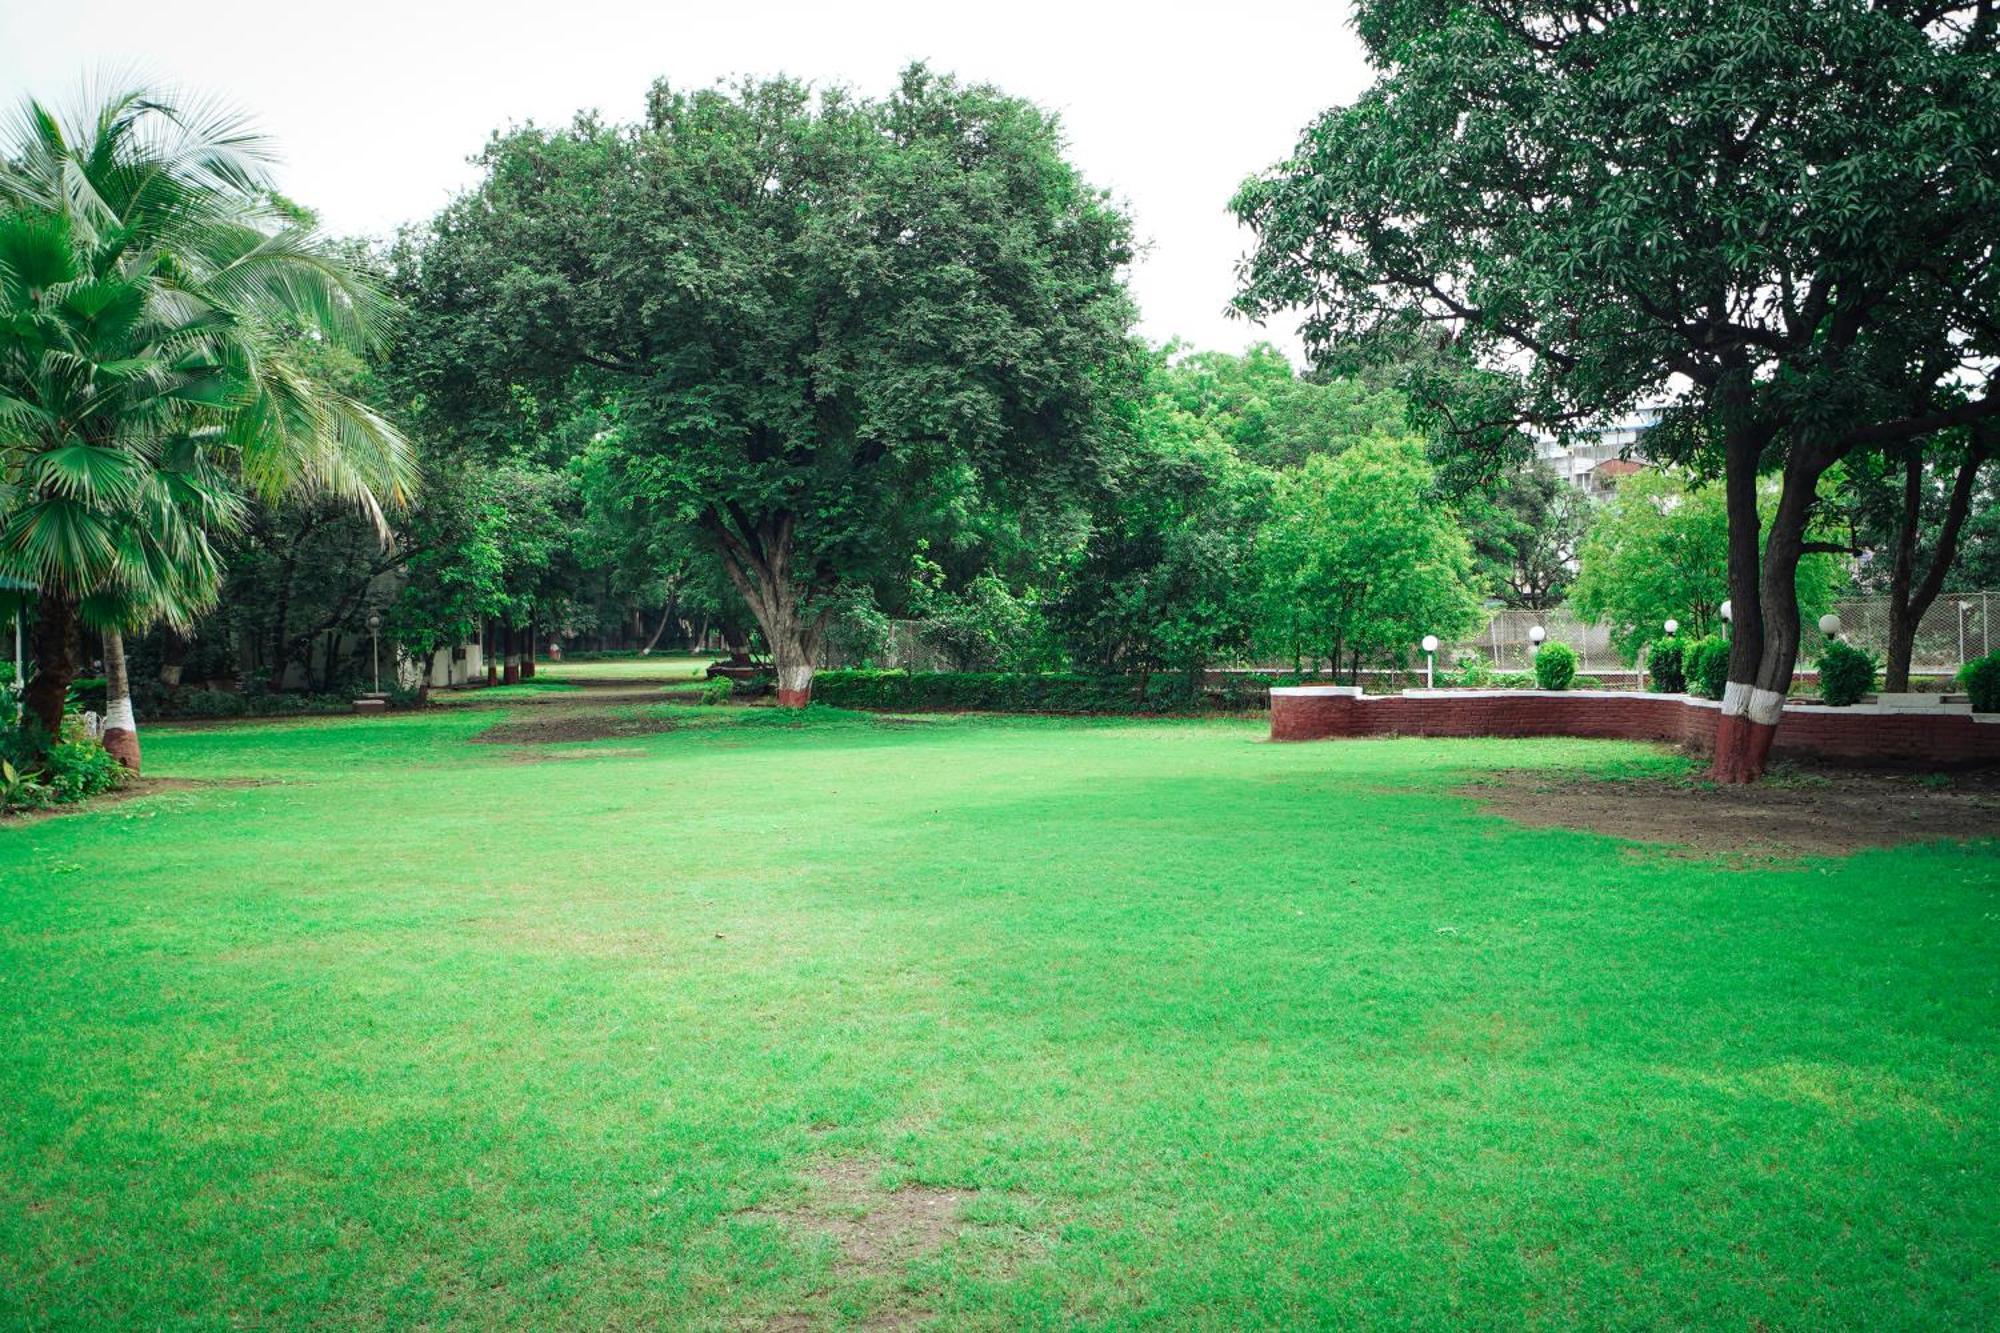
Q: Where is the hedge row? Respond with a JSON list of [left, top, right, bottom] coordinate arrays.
[[812, 670, 1279, 714]]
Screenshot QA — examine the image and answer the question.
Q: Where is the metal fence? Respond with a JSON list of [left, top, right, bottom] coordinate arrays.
[[823, 593, 2000, 678]]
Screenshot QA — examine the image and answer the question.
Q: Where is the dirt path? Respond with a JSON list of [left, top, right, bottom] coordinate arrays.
[[1459, 765, 2000, 858]]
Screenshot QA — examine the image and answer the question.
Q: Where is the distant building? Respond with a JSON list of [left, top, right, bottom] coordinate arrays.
[[1534, 406, 1664, 496]]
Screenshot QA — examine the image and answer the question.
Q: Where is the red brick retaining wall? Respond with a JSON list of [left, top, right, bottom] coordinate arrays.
[[1268, 687, 2000, 767]]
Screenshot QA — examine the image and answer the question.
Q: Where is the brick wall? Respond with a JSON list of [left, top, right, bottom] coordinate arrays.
[[1268, 687, 2000, 767]]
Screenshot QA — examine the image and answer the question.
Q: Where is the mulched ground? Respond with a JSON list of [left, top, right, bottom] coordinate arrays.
[[1458, 765, 2000, 858]]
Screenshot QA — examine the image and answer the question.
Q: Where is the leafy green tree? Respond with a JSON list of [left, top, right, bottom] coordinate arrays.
[[0, 88, 413, 763], [1463, 462, 1591, 610], [402, 68, 1135, 703], [1052, 375, 1267, 688], [1834, 435, 1992, 689], [1234, 1, 2000, 779], [1571, 471, 1840, 666], [1255, 438, 1482, 679], [1153, 342, 1408, 469]]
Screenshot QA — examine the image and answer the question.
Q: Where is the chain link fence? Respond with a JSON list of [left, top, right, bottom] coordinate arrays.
[[825, 593, 2000, 680]]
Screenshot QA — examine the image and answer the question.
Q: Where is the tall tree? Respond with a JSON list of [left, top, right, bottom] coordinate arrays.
[[1234, 1, 2000, 780], [0, 88, 414, 763], [403, 68, 1135, 704]]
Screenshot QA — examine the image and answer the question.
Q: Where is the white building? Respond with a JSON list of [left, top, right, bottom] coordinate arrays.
[[1534, 406, 1664, 496]]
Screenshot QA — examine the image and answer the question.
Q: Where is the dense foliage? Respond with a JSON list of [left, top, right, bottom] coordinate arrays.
[[1815, 641, 1877, 707], [812, 668, 1276, 715], [1683, 637, 1731, 702], [1234, 0, 2000, 779], [1534, 642, 1577, 692], [1956, 651, 2000, 713], [1646, 638, 1687, 695]]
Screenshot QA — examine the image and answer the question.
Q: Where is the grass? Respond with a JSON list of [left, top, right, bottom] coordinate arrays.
[[534, 653, 716, 683], [2, 700, 1996, 1328]]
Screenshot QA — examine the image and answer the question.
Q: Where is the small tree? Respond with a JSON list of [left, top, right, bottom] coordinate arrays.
[[1255, 438, 1482, 680], [1571, 471, 1841, 667]]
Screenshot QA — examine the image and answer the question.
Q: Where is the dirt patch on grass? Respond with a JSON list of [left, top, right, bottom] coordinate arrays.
[[1459, 765, 2000, 858], [470, 712, 681, 745], [746, 1156, 975, 1328]]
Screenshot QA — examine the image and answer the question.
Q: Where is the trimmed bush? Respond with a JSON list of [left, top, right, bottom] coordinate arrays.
[[1534, 641, 1578, 691], [1815, 641, 1877, 707], [1647, 638, 1686, 694], [1684, 636, 1730, 700], [1958, 651, 2000, 713], [812, 670, 1274, 715]]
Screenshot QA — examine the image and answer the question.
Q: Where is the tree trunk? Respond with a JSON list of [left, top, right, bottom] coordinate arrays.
[[22, 589, 79, 748], [158, 627, 189, 689], [484, 620, 498, 686], [101, 627, 140, 774], [1883, 448, 1985, 691], [521, 616, 536, 679], [640, 601, 674, 655], [710, 513, 824, 706], [501, 622, 520, 685], [1713, 444, 1825, 783], [1711, 386, 1777, 783]]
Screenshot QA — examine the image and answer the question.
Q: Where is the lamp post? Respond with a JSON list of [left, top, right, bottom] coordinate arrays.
[[1421, 634, 1439, 689], [1818, 612, 1842, 640], [1960, 600, 1974, 666], [1663, 618, 1678, 637], [1528, 624, 1545, 670], [367, 613, 382, 695]]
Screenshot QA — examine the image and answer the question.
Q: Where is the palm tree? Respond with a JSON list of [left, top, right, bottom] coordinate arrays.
[[0, 87, 414, 766]]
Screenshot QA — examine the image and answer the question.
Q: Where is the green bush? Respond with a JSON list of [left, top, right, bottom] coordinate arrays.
[[812, 669, 1274, 715], [1572, 675, 1603, 689], [1957, 652, 2000, 713], [697, 678, 733, 705], [1814, 641, 1877, 706], [1684, 636, 1730, 700], [1452, 653, 1493, 687], [1646, 638, 1686, 694], [1534, 641, 1578, 690], [40, 735, 121, 802]]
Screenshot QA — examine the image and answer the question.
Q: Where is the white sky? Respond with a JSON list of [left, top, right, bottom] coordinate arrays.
[[1, 1, 1374, 360]]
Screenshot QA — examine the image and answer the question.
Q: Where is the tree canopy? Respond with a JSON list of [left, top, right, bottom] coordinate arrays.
[[401, 67, 1136, 702], [1233, 0, 2000, 778]]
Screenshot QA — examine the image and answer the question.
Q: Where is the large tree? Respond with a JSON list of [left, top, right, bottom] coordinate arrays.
[[403, 68, 1135, 704], [0, 89, 413, 764], [1234, 1, 2000, 780]]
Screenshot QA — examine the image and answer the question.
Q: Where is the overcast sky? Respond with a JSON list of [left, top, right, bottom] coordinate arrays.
[[1, 1, 1375, 360]]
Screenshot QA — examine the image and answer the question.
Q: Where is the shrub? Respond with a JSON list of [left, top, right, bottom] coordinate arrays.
[[812, 669, 1272, 715], [1491, 671, 1535, 689], [1957, 651, 2000, 713], [1815, 640, 1876, 707], [1647, 638, 1686, 694], [1684, 636, 1730, 700], [39, 736, 121, 803], [1534, 641, 1578, 690], [697, 678, 733, 705], [1452, 653, 1493, 687], [1572, 675, 1603, 689]]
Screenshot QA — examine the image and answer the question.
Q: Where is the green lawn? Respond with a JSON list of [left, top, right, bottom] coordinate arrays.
[[534, 653, 716, 683], [2, 700, 1995, 1328]]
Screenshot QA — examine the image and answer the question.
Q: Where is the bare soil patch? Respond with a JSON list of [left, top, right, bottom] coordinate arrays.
[[470, 712, 680, 745], [745, 1156, 975, 1328], [1459, 765, 2000, 858]]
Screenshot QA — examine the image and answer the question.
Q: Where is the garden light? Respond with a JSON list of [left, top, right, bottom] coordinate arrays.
[[1819, 613, 1842, 638], [1663, 618, 1678, 636], [1421, 634, 1439, 688]]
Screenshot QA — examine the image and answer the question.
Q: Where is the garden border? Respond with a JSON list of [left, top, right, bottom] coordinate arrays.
[[1268, 685, 2000, 767]]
